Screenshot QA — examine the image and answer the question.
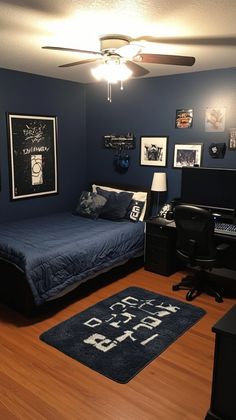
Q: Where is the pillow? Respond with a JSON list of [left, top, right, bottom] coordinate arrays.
[[92, 184, 148, 221], [125, 199, 145, 222], [96, 187, 133, 220], [75, 191, 107, 219]]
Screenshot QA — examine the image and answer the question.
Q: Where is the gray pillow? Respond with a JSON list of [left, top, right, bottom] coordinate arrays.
[[75, 191, 107, 219]]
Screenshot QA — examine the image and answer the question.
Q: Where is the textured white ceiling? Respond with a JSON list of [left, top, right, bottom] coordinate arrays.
[[0, 0, 235, 83]]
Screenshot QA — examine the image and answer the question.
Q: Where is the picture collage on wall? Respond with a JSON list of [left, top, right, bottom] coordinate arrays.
[[138, 106, 235, 169], [175, 107, 227, 133]]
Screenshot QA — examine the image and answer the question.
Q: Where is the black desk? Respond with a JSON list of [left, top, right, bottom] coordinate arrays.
[[205, 304, 236, 420], [144, 217, 236, 275]]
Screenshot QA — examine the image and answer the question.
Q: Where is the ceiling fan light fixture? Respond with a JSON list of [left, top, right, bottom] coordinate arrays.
[[91, 57, 133, 102], [91, 58, 132, 83], [117, 44, 141, 59]]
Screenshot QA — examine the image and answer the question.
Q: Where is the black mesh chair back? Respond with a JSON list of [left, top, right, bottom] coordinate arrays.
[[174, 205, 216, 267]]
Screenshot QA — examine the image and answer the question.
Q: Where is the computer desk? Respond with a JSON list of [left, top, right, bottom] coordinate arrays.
[[144, 217, 236, 280]]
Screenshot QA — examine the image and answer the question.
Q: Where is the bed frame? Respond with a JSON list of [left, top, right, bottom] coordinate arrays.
[[0, 183, 151, 317]]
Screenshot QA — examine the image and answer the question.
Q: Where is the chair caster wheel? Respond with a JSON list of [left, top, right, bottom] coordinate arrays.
[[172, 285, 179, 291], [186, 290, 197, 301]]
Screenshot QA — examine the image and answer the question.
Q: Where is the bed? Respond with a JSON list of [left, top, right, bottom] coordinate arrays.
[[0, 183, 150, 316]]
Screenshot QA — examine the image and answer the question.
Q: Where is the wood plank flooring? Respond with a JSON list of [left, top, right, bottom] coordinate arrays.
[[0, 268, 235, 420]]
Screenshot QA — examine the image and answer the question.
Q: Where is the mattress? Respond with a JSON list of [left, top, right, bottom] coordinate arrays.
[[0, 212, 144, 305]]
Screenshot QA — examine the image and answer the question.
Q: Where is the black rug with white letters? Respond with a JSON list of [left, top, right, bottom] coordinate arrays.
[[40, 287, 206, 383]]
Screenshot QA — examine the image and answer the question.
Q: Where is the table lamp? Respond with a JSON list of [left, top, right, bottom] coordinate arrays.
[[151, 172, 167, 217]]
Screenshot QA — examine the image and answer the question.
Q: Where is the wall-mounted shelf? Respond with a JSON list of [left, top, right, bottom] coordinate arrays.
[[103, 133, 135, 150]]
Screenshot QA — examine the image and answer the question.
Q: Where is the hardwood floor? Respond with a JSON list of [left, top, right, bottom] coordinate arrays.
[[0, 268, 235, 420]]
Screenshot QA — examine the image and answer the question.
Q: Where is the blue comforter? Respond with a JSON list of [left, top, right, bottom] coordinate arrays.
[[0, 212, 144, 305]]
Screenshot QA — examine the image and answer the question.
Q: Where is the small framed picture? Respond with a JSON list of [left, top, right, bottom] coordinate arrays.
[[140, 136, 168, 167], [175, 109, 193, 129], [229, 128, 236, 150], [173, 143, 203, 168], [205, 107, 226, 132]]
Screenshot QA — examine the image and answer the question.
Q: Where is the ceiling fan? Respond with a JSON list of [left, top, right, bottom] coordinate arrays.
[[42, 34, 196, 78]]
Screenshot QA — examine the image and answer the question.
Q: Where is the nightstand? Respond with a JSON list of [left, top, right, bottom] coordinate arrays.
[[144, 217, 179, 276]]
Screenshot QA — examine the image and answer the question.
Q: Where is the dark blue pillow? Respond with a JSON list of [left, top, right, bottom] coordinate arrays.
[[126, 200, 145, 222], [75, 191, 107, 219], [96, 187, 133, 220]]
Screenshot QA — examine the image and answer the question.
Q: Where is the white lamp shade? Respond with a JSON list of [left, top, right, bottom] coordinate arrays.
[[151, 172, 167, 192]]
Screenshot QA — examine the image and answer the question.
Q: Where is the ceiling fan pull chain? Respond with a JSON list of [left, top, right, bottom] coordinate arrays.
[[120, 80, 124, 91], [107, 82, 112, 102]]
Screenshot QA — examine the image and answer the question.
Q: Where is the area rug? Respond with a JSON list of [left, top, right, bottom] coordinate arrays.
[[40, 287, 206, 383]]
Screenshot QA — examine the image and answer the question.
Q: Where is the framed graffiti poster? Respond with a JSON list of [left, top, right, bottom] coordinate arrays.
[[7, 113, 58, 200]]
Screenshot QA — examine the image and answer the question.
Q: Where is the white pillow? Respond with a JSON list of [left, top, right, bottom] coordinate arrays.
[[92, 184, 147, 221]]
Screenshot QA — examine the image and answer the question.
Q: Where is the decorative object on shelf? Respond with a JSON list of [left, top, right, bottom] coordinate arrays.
[[103, 133, 135, 149], [140, 136, 168, 167], [205, 107, 226, 132], [209, 143, 226, 158], [7, 113, 58, 200], [229, 128, 236, 150], [151, 172, 167, 217], [159, 202, 174, 220], [175, 109, 193, 129], [173, 143, 202, 168]]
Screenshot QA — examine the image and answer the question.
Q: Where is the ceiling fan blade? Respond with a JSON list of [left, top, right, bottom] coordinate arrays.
[[134, 35, 236, 46], [125, 60, 149, 77], [59, 58, 100, 68], [134, 53, 195, 66], [42, 46, 102, 55]]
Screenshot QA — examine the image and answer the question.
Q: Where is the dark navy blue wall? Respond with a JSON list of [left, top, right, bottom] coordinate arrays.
[[1, 67, 236, 223], [86, 68, 236, 204], [0, 68, 86, 222]]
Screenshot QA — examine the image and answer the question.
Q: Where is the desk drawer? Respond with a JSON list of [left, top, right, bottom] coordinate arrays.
[[145, 234, 176, 276]]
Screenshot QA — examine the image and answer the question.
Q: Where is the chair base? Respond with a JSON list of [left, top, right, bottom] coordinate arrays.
[[172, 271, 223, 303]]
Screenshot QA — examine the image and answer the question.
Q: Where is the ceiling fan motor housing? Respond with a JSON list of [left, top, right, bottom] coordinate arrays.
[[100, 35, 131, 52]]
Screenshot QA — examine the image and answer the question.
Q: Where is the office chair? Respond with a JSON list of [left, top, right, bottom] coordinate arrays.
[[172, 204, 228, 303]]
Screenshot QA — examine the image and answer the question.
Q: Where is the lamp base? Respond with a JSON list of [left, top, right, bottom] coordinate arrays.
[[151, 191, 160, 218]]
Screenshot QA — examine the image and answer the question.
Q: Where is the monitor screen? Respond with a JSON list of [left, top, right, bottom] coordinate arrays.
[[181, 167, 236, 211]]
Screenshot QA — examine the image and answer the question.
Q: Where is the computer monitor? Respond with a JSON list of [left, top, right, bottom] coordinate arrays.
[[180, 167, 236, 211]]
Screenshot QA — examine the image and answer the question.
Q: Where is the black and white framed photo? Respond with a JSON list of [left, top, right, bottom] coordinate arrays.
[[7, 113, 58, 200], [173, 143, 202, 168], [140, 136, 168, 167]]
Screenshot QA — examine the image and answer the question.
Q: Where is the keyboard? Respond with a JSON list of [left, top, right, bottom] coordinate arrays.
[[214, 222, 236, 236]]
